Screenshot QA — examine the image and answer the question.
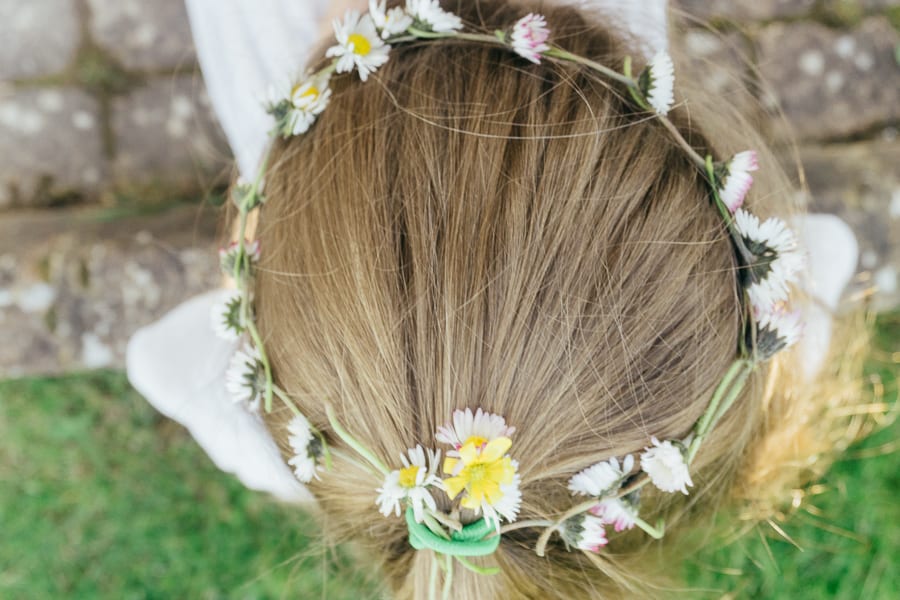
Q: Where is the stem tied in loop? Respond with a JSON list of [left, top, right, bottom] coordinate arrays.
[[406, 508, 501, 559]]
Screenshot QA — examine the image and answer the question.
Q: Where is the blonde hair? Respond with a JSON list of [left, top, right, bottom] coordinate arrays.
[[243, 1, 866, 597]]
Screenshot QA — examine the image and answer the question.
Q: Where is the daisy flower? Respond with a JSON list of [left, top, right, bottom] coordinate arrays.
[[510, 13, 551, 64], [733, 209, 806, 311], [640, 437, 693, 495], [209, 290, 244, 341], [590, 497, 637, 532], [718, 151, 759, 213], [443, 437, 518, 527], [435, 407, 516, 457], [406, 0, 463, 33], [640, 51, 675, 115], [369, 0, 413, 38], [563, 514, 608, 553], [225, 344, 265, 412], [481, 460, 522, 530], [219, 239, 261, 276], [326, 11, 391, 82], [266, 71, 333, 137], [287, 414, 323, 483], [376, 445, 442, 522], [568, 454, 634, 497], [753, 304, 803, 359]]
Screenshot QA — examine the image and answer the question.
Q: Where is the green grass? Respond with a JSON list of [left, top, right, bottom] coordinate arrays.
[[0, 375, 375, 599], [0, 315, 897, 598], [683, 312, 900, 599]]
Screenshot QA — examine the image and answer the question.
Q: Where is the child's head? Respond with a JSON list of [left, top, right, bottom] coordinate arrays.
[[235, 1, 856, 597]]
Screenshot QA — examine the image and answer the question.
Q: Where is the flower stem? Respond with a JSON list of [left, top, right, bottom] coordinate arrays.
[[497, 519, 555, 535], [688, 358, 753, 464], [455, 557, 499, 576], [324, 404, 390, 476], [544, 47, 635, 87], [442, 554, 453, 600], [631, 515, 665, 539]]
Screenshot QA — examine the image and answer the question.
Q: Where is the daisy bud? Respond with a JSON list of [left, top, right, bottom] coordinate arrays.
[[568, 454, 634, 497], [209, 290, 244, 341], [287, 414, 324, 483], [369, 0, 413, 38], [510, 13, 551, 64], [639, 51, 675, 115], [752, 304, 803, 359], [718, 151, 759, 213], [640, 437, 693, 495], [406, 0, 463, 33], [563, 514, 608, 553], [590, 496, 638, 532], [733, 209, 805, 311], [219, 240, 261, 277], [225, 344, 266, 412]]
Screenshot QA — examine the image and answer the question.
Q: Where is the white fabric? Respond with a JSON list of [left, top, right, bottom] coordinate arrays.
[[127, 290, 313, 503], [184, 0, 331, 178], [563, 0, 668, 58], [794, 214, 859, 379]]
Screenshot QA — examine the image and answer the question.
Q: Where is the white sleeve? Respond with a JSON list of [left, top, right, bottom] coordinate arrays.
[[184, 0, 332, 178], [562, 0, 669, 58], [127, 290, 313, 504]]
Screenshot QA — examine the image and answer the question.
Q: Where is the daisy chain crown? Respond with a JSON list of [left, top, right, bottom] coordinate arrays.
[[213, 0, 807, 591]]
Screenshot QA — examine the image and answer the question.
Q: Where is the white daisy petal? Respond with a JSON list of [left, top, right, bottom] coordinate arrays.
[[640, 437, 693, 494], [435, 407, 516, 456]]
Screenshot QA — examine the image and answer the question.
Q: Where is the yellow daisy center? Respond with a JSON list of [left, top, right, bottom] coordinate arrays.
[[463, 435, 487, 449], [348, 33, 372, 56], [398, 464, 420, 488]]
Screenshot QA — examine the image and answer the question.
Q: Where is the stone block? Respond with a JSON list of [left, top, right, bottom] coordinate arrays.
[[756, 17, 900, 142], [111, 76, 230, 188], [677, 30, 758, 116], [0, 87, 106, 208], [0, 205, 221, 377], [86, 0, 195, 71], [794, 137, 900, 311], [0, 0, 80, 80], [674, 0, 817, 22]]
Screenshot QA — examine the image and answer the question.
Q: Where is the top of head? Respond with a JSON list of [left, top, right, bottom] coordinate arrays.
[[234, 1, 804, 597]]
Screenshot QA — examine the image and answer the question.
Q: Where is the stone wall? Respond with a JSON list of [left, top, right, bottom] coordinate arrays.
[[0, 0, 898, 376]]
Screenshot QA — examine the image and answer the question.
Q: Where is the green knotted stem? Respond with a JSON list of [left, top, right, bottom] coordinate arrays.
[[406, 509, 501, 557]]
